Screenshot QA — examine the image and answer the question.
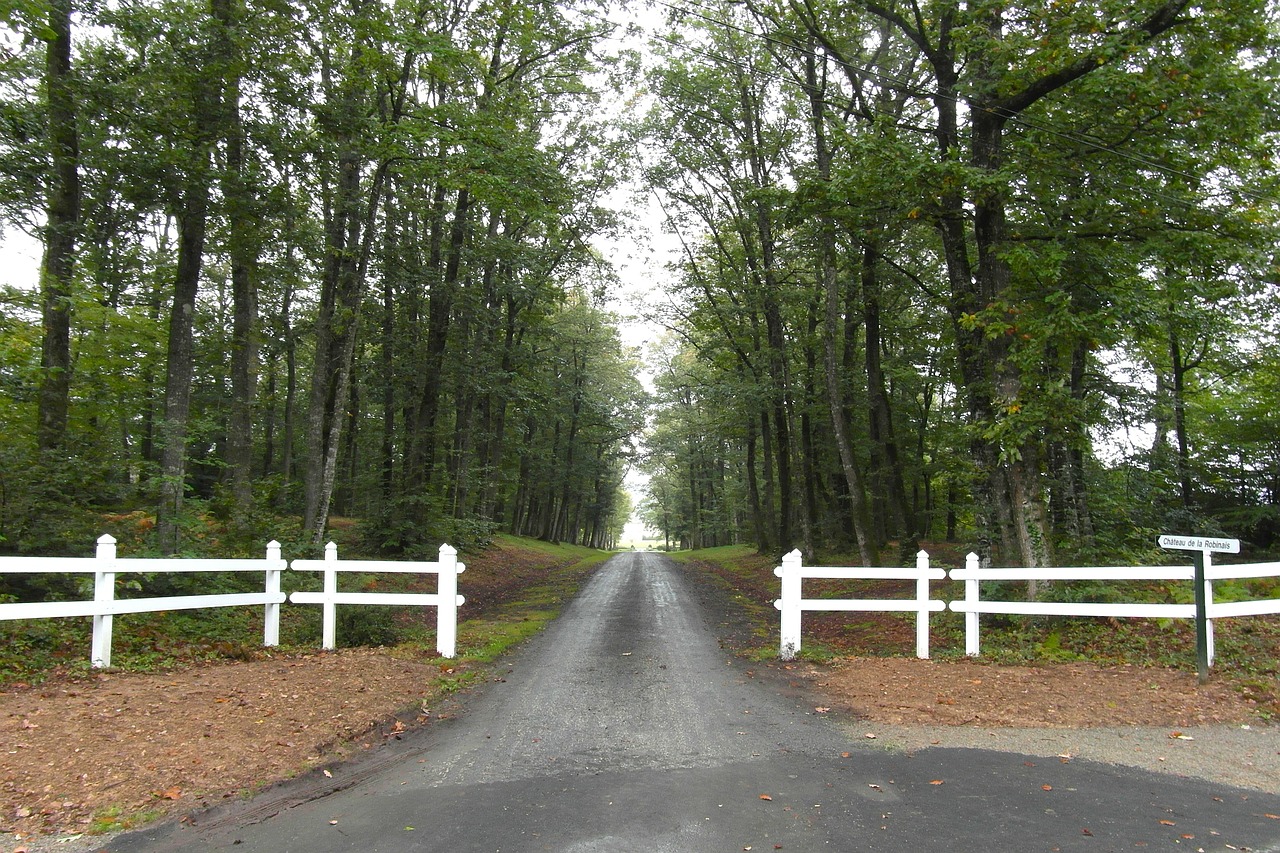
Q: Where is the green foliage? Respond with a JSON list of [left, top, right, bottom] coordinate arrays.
[[335, 605, 403, 649]]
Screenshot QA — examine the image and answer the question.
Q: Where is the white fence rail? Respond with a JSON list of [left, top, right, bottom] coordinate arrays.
[[951, 553, 1280, 663], [0, 538, 468, 665], [0, 535, 286, 667], [290, 542, 466, 657], [773, 549, 947, 660], [775, 549, 1280, 666]]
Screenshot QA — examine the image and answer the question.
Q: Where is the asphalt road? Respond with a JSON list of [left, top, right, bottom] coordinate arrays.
[[113, 551, 1280, 852]]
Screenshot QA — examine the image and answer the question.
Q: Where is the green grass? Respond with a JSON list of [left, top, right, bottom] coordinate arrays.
[[89, 805, 164, 835]]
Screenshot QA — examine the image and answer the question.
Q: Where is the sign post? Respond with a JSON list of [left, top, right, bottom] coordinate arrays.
[[1157, 535, 1240, 684]]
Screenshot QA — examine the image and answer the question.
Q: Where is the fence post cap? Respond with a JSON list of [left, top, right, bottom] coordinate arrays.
[[97, 534, 117, 545], [266, 540, 281, 548], [439, 543, 457, 557]]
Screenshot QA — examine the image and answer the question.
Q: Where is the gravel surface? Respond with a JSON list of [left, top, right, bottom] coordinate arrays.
[[857, 722, 1279, 794]]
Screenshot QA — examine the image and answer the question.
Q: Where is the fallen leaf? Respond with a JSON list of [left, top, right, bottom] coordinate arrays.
[[1082, 828, 1094, 836], [814, 707, 830, 714], [1180, 834, 1194, 839], [864, 733, 877, 739], [329, 820, 339, 825], [1042, 785, 1053, 791], [759, 794, 773, 801], [1265, 813, 1280, 819], [153, 787, 181, 801], [840, 752, 851, 758], [929, 780, 944, 785], [1160, 820, 1176, 826], [323, 769, 333, 778]]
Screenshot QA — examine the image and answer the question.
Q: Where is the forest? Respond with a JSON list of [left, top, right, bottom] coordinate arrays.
[[0, 0, 646, 559], [634, 0, 1280, 566], [0, 0, 1277, 568]]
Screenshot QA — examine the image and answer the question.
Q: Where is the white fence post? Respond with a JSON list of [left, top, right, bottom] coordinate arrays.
[[774, 549, 803, 660], [91, 534, 117, 668], [1204, 550, 1216, 667], [436, 544, 464, 658], [964, 552, 981, 656], [264, 540, 282, 647], [915, 550, 931, 659], [321, 541, 338, 650]]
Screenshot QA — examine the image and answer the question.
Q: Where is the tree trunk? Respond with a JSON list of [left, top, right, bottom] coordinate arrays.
[[214, 0, 259, 519], [801, 47, 877, 564], [37, 0, 78, 453], [156, 20, 221, 552], [861, 244, 917, 559]]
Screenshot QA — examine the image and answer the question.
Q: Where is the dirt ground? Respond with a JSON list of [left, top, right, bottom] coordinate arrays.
[[1, 648, 1271, 848]]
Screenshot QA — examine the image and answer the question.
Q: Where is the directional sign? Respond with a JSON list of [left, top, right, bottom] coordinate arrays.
[[1157, 534, 1240, 553]]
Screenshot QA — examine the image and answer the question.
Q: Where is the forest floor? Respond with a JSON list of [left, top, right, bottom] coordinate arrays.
[[3, 545, 1278, 849]]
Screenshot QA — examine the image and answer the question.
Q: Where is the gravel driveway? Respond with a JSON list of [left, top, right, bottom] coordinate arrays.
[[80, 553, 1280, 851]]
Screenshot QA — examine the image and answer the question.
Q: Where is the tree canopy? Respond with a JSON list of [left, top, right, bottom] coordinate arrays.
[[0, 0, 1276, 566]]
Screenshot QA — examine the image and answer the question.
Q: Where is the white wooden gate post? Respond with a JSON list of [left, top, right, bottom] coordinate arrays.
[[264, 540, 282, 647], [91, 534, 117, 668], [321, 541, 338, 650], [915, 550, 931, 659], [774, 549, 803, 660], [964, 552, 981, 656], [435, 544, 464, 658]]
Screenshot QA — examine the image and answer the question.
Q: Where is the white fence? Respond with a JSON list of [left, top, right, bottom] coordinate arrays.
[[775, 550, 1280, 666], [951, 552, 1280, 663], [0, 537, 465, 666], [290, 542, 465, 657], [773, 549, 947, 660], [0, 535, 286, 668]]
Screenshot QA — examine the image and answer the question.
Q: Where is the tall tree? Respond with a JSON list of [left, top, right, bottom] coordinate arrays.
[[36, 0, 78, 453]]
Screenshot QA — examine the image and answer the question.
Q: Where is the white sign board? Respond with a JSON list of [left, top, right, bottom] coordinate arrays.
[[1157, 534, 1240, 554]]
